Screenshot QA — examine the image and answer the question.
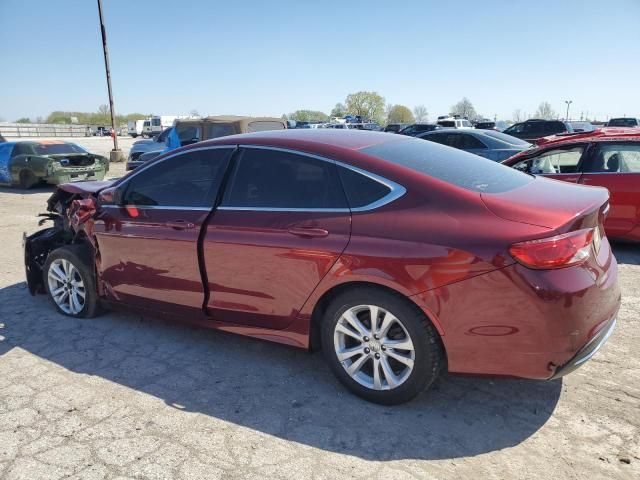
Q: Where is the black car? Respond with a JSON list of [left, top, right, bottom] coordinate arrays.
[[502, 119, 573, 142], [398, 123, 441, 136], [606, 117, 639, 128], [474, 121, 497, 130]]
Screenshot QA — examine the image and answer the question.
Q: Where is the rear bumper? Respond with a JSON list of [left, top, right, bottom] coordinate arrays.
[[45, 168, 106, 184], [549, 314, 617, 380]]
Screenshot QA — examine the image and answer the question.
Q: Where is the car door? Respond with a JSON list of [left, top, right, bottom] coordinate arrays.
[[203, 146, 351, 330], [511, 144, 587, 183], [578, 142, 640, 238], [95, 147, 234, 316]]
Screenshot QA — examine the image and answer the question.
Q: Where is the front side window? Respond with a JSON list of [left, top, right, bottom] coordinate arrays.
[[584, 143, 640, 173], [515, 146, 585, 174], [222, 148, 347, 209], [504, 123, 525, 135], [123, 148, 232, 207]]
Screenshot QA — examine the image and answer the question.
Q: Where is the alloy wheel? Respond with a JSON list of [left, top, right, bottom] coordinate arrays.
[[333, 304, 415, 390], [47, 258, 86, 315]]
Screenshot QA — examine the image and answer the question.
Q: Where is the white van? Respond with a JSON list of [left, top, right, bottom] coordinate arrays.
[[437, 117, 474, 129], [127, 119, 146, 138], [150, 115, 188, 135], [142, 119, 153, 137]]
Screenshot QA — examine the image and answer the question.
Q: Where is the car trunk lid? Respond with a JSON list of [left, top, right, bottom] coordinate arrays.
[[480, 176, 609, 234]]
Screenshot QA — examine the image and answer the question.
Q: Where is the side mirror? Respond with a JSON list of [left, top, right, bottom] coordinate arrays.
[[98, 186, 122, 205]]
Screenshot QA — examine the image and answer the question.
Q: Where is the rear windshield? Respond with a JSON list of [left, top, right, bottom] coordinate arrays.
[[361, 138, 533, 193], [482, 130, 531, 146], [33, 142, 86, 155], [438, 121, 455, 127]]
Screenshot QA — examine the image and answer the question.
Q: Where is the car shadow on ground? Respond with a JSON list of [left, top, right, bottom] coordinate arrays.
[[611, 241, 640, 265], [0, 281, 562, 461], [0, 184, 55, 195]]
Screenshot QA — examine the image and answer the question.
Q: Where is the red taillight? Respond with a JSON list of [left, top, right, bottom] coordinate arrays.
[[509, 228, 594, 269]]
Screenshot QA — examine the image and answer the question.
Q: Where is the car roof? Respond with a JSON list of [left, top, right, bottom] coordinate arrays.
[[536, 127, 640, 146], [198, 129, 398, 152]]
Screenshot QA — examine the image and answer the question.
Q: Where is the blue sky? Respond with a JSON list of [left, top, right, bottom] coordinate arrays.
[[1, 0, 639, 122]]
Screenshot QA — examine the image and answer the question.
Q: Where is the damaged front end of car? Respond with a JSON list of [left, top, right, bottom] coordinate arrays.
[[23, 182, 108, 295]]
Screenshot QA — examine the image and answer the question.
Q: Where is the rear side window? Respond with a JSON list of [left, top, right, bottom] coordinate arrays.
[[361, 138, 533, 193], [247, 121, 285, 132], [337, 166, 391, 208], [123, 148, 232, 207], [545, 122, 566, 134], [457, 134, 487, 149], [222, 148, 347, 209]]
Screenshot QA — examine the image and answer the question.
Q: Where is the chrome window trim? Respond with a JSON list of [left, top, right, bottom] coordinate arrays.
[[218, 145, 406, 213], [101, 205, 212, 211], [112, 144, 406, 213]]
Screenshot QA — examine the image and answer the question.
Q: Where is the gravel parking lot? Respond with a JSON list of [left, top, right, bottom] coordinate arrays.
[[0, 137, 638, 479]]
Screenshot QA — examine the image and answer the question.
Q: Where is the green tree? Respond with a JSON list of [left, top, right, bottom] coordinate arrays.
[[534, 102, 557, 120], [345, 91, 385, 124], [289, 110, 329, 122], [330, 103, 347, 118], [413, 105, 428, 123], [15, 117, 31, 123], [387, 105, 415, 124], [450, 97, 478, 120]]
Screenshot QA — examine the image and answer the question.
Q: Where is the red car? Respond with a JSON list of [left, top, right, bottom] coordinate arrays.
[[24, 130, 620, 404], [502, 128, 640, 242]]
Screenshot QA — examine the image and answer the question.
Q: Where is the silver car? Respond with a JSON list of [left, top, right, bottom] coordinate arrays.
[[418, 129, 532, 162]]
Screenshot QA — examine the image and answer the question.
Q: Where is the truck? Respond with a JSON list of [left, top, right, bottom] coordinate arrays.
[[127, 119, 146, 138]]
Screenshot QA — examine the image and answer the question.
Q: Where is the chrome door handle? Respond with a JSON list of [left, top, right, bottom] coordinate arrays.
[[166, 220, 195, 230], [287, 227, 329, 238]]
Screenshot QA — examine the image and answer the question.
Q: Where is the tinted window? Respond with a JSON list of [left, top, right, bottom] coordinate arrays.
[[11, 143, 33, 156], [438, 121, 455, 128], [337, 166, 391, 208], [222, 148, 347, 209], [584, 143, 640, 173], [361, 138, 532, 193], [504, 123, 525, 134], [420, 133, 449, 145], [123, 148, 231, 207], [156, 128, 171, 142], [544, 122, 567, 134], [151, 118, 161, 127], [607, 118, 638, 127], [175, 124, 201, 145], [457, 134, 487, 149]]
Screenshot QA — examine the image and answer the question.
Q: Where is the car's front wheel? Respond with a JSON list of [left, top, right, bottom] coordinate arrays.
[[44, 245, 100, 318], [322, 288, 444, 405]]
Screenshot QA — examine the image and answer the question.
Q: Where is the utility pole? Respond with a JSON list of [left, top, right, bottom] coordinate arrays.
[[97, 0, 121, 161], [564, 100, 572, 121]]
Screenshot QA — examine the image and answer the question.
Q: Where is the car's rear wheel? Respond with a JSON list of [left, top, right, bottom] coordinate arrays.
[[44, 245, 100, 318], [18, 170, 38, 189], [321, 288, 444, 405]]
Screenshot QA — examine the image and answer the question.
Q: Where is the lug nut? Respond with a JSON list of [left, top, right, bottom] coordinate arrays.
[[381, 345, 386, 351], [364, 347, 370, 354], [374, 353, 380, 359], [363, 336, 369, 342], [373, 334, 379, 340]]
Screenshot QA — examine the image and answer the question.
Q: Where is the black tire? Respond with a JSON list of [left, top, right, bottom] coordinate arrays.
[[43, 244, 101, 318], [19, 170, 38, 189], [321, 287, 444, 405]]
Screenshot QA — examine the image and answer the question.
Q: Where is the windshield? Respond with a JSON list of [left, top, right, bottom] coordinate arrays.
[[438, 121, 455, 127], [33, 142, 87, 155], [482, 130, 531, 146], [361, 138, 533, 193]]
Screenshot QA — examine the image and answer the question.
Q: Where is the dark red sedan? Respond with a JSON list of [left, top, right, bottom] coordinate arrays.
[[24, 130, 620, 404], [503, 128, 640, 242]]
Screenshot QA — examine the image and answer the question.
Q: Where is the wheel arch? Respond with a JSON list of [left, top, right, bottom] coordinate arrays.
[[308, 280, 446, 359]]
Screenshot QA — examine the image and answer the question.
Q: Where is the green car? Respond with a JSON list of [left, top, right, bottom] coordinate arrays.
[[0, 140, 109, 188]]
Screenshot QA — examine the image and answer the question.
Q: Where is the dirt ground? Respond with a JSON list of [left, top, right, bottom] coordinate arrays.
[[0, 137, 638, 479]]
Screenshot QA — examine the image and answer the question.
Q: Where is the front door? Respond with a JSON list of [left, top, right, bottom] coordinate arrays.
[[579, 142, 640, 237], [515, 144, 587, 184], [95, 147, 233, 316], [203, 146, 351, 330]]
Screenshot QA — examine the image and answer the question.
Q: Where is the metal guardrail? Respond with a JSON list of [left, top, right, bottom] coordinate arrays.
[[0, 123, 89, 138]]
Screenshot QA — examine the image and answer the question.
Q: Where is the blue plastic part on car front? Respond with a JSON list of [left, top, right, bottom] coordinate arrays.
[[0, 142, 15, 183], [164, 127, 181, 152]]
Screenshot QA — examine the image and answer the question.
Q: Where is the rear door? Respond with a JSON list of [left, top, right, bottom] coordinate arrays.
[[579, 141, 640, 237], [203, 146, 351, 330], [96, 147, 234, 316]]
